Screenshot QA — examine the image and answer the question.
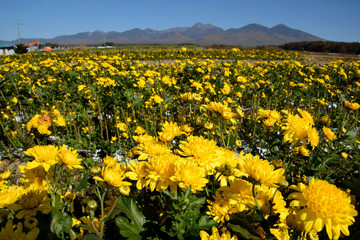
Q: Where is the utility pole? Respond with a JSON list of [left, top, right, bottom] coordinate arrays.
[[17, 18, 21, 44], [103, 32, 106, 47]]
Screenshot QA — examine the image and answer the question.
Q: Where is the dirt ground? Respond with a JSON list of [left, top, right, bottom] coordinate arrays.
[[0, 158, 25, 173], [304, 52, 360, 65], [140, 52, 360, 66]]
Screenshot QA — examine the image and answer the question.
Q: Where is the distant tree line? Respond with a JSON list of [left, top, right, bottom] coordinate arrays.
[[45, 43, 59, 48], [279, 41, 360, 55]]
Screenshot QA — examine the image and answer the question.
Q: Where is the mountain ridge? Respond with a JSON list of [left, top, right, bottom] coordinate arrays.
[[0, 23, 325, 47]]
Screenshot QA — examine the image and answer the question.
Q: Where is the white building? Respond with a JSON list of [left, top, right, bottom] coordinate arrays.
[[0, 44, 15, 55]]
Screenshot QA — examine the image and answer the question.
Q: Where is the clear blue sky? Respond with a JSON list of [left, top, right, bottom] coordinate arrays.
[[1, 0, 359, 42]]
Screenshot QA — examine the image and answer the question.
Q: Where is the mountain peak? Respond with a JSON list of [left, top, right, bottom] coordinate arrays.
[[191, 22, 219, 29], [271, 24, 290, 29], [247, 23, 266, 27], [225, 23, 270, 34], [184, 23, 223, 38], [241, 24, 270, 32]]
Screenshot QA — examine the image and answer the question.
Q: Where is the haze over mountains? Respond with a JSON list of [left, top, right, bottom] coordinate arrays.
[[1, 23, 325, 47]]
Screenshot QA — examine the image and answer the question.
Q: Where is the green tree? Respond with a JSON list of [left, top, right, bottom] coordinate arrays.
[[14, 43, 28, 54]]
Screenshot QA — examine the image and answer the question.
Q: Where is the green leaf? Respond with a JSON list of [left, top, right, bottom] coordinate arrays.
[[50, 210, 73, 237], [197, 216, 217, 230], [53, 194, 63, 211], [344, 128, 358, 145], [184, 186, 192, 198], [79, 224, 95, 234], [189, 197, 206, 207], [75, 175, 91, 192], [226, 133, 236, 147], [81, 234, 103, 240], [115, 196, 146, 239], [227, 223, 259, 240], [162, 189, 178, 200], [253, 213, 263, 222], [115, 216, 142, 240]]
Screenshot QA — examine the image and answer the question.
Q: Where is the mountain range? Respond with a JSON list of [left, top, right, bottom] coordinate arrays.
[[0, 23, 325, 47]]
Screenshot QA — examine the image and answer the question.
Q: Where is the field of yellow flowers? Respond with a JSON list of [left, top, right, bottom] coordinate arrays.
[[0, 47, 359, 240]]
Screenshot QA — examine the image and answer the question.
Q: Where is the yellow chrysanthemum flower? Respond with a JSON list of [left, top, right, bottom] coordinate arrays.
[[0, 219, 39, 240], [180, 124, 194, 136], [202, 102, 236, 120], [103, 155, 117, 168], [177, 136, 218, 174], [257, 109, 281, 127], [255, 186, 290, 240], [18, 165, 49, 189], [135, 126, 146, 135], [27, 113, 51, 135], [158, 121, 183, 142], [8, 188, 51, 219], [282, 110, 319, 149], [64, 192, 76, 201], [116, 122, 127, 131], [80, 216, 104, 236], [257, 186, 289, 222], [170, 159, 208, 193], [289, 179, 358, 240], [131, 134, 171, 160], [307, 128, 319, 149], [50, 106, 66, 127], [58, 145, 83, 170], [180, 92, 202, 101], [0, 186, 24, 208], [344, 101, 360, 110], [220, 178, 254, 212], [72, 217, 81, 227], [323, 126, 337, 141], [145, 154, 179, 192], [214, 148, 246, 186], [37, 123, 51, 135], [221, 82, 231, 95], [287, 209, 319, 240], [93, 165, 132, 196], [200, 226, 238, 240], [126, 160, 148, 190], [23, 145, 60, 172], [78, 84, 87, 92], [26, 114, 40, 131], [341, 152, 348, 159], [0, 169, 11, 180], [319, 115, 332, 126], [298, 109, 314, 126], [26, 107, 66, 135], [53, 115, 66, 127], [238, 153, 285, 187], [24, 217, 38, 230], [206, 192, 237, 223]]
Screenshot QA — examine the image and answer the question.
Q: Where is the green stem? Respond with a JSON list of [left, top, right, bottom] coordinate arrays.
[[102, 198, 118, 223], [90, 218, 102, 238], [97, 97, 104, 141], [100, 190, 106, 236], [95, 186, 107, 237], [252, 182, 260, 211], [45, 171, 56, 206], [0, 118, 18, 150]]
